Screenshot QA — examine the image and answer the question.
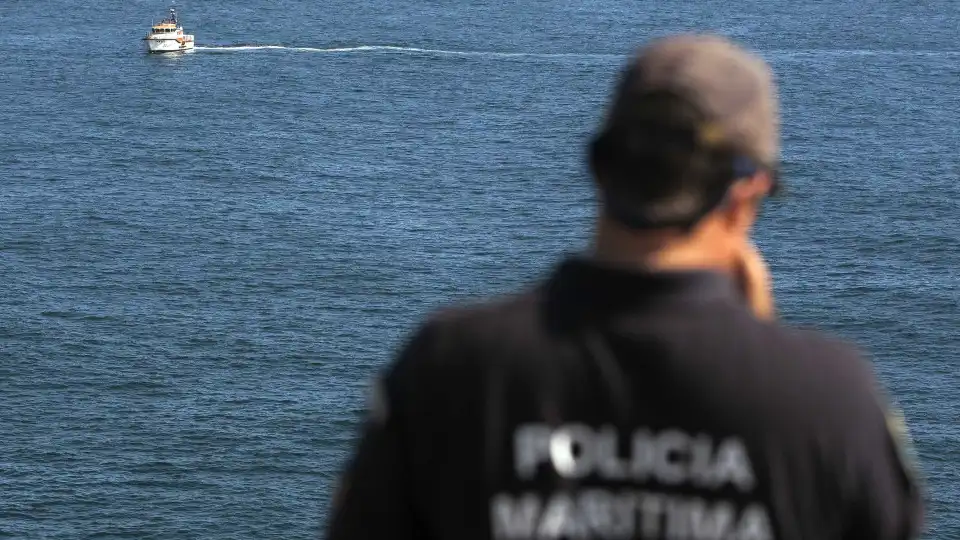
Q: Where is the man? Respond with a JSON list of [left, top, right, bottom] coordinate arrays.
[[324, 34, 925, 540]]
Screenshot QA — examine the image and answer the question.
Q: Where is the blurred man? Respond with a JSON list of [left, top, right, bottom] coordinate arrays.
[[324, 34, 924, 540]]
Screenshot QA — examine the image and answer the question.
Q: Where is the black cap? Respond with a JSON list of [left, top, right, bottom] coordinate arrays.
[[589, 34, 781, 230]]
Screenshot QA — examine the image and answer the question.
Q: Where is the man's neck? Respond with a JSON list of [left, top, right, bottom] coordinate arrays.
[[589, 216, 733, 275]]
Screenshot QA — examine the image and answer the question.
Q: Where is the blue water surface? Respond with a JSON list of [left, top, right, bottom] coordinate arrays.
[[1, 0, 957, 538]]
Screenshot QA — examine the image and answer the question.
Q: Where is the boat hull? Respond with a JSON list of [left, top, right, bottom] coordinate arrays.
[[144, 37, 195, 53]]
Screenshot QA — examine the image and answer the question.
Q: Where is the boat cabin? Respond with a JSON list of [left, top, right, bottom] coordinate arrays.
[[151, 8, 180, 32], [151, 24, 179, 33]]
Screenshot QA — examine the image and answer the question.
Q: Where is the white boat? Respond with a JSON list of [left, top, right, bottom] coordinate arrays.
[[142, 7, 195, 53]]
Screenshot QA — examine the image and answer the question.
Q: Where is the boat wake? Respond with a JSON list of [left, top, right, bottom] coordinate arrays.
[[192, 44, 960, 61], [193, 44, 619, 59]]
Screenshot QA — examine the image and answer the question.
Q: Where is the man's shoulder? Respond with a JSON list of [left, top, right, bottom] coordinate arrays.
[[764, 322, 866, 367], [747, 320, 884, 422], [756, 319, 871, 380], [379, 289, 545, 411], [386, 287, 545, 376], [419, 288, 544, 345], [689, 302, 873, 389]]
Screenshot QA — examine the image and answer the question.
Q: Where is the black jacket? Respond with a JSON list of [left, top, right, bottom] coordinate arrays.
[[325, 257, 925, 540]]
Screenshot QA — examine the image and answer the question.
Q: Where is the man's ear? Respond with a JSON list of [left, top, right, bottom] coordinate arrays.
[[722, 172, 773, 231], [729, 171, 774, 201]]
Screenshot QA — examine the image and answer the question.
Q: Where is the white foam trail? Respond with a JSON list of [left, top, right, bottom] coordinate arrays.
[[196, 45, 287, 51], [195, 44, 620, 60], [768, 48, 960, 59], [194, 44, 960, 60]]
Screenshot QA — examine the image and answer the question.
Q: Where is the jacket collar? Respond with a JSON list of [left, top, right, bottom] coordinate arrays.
[[542, 255, 740, 328]]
